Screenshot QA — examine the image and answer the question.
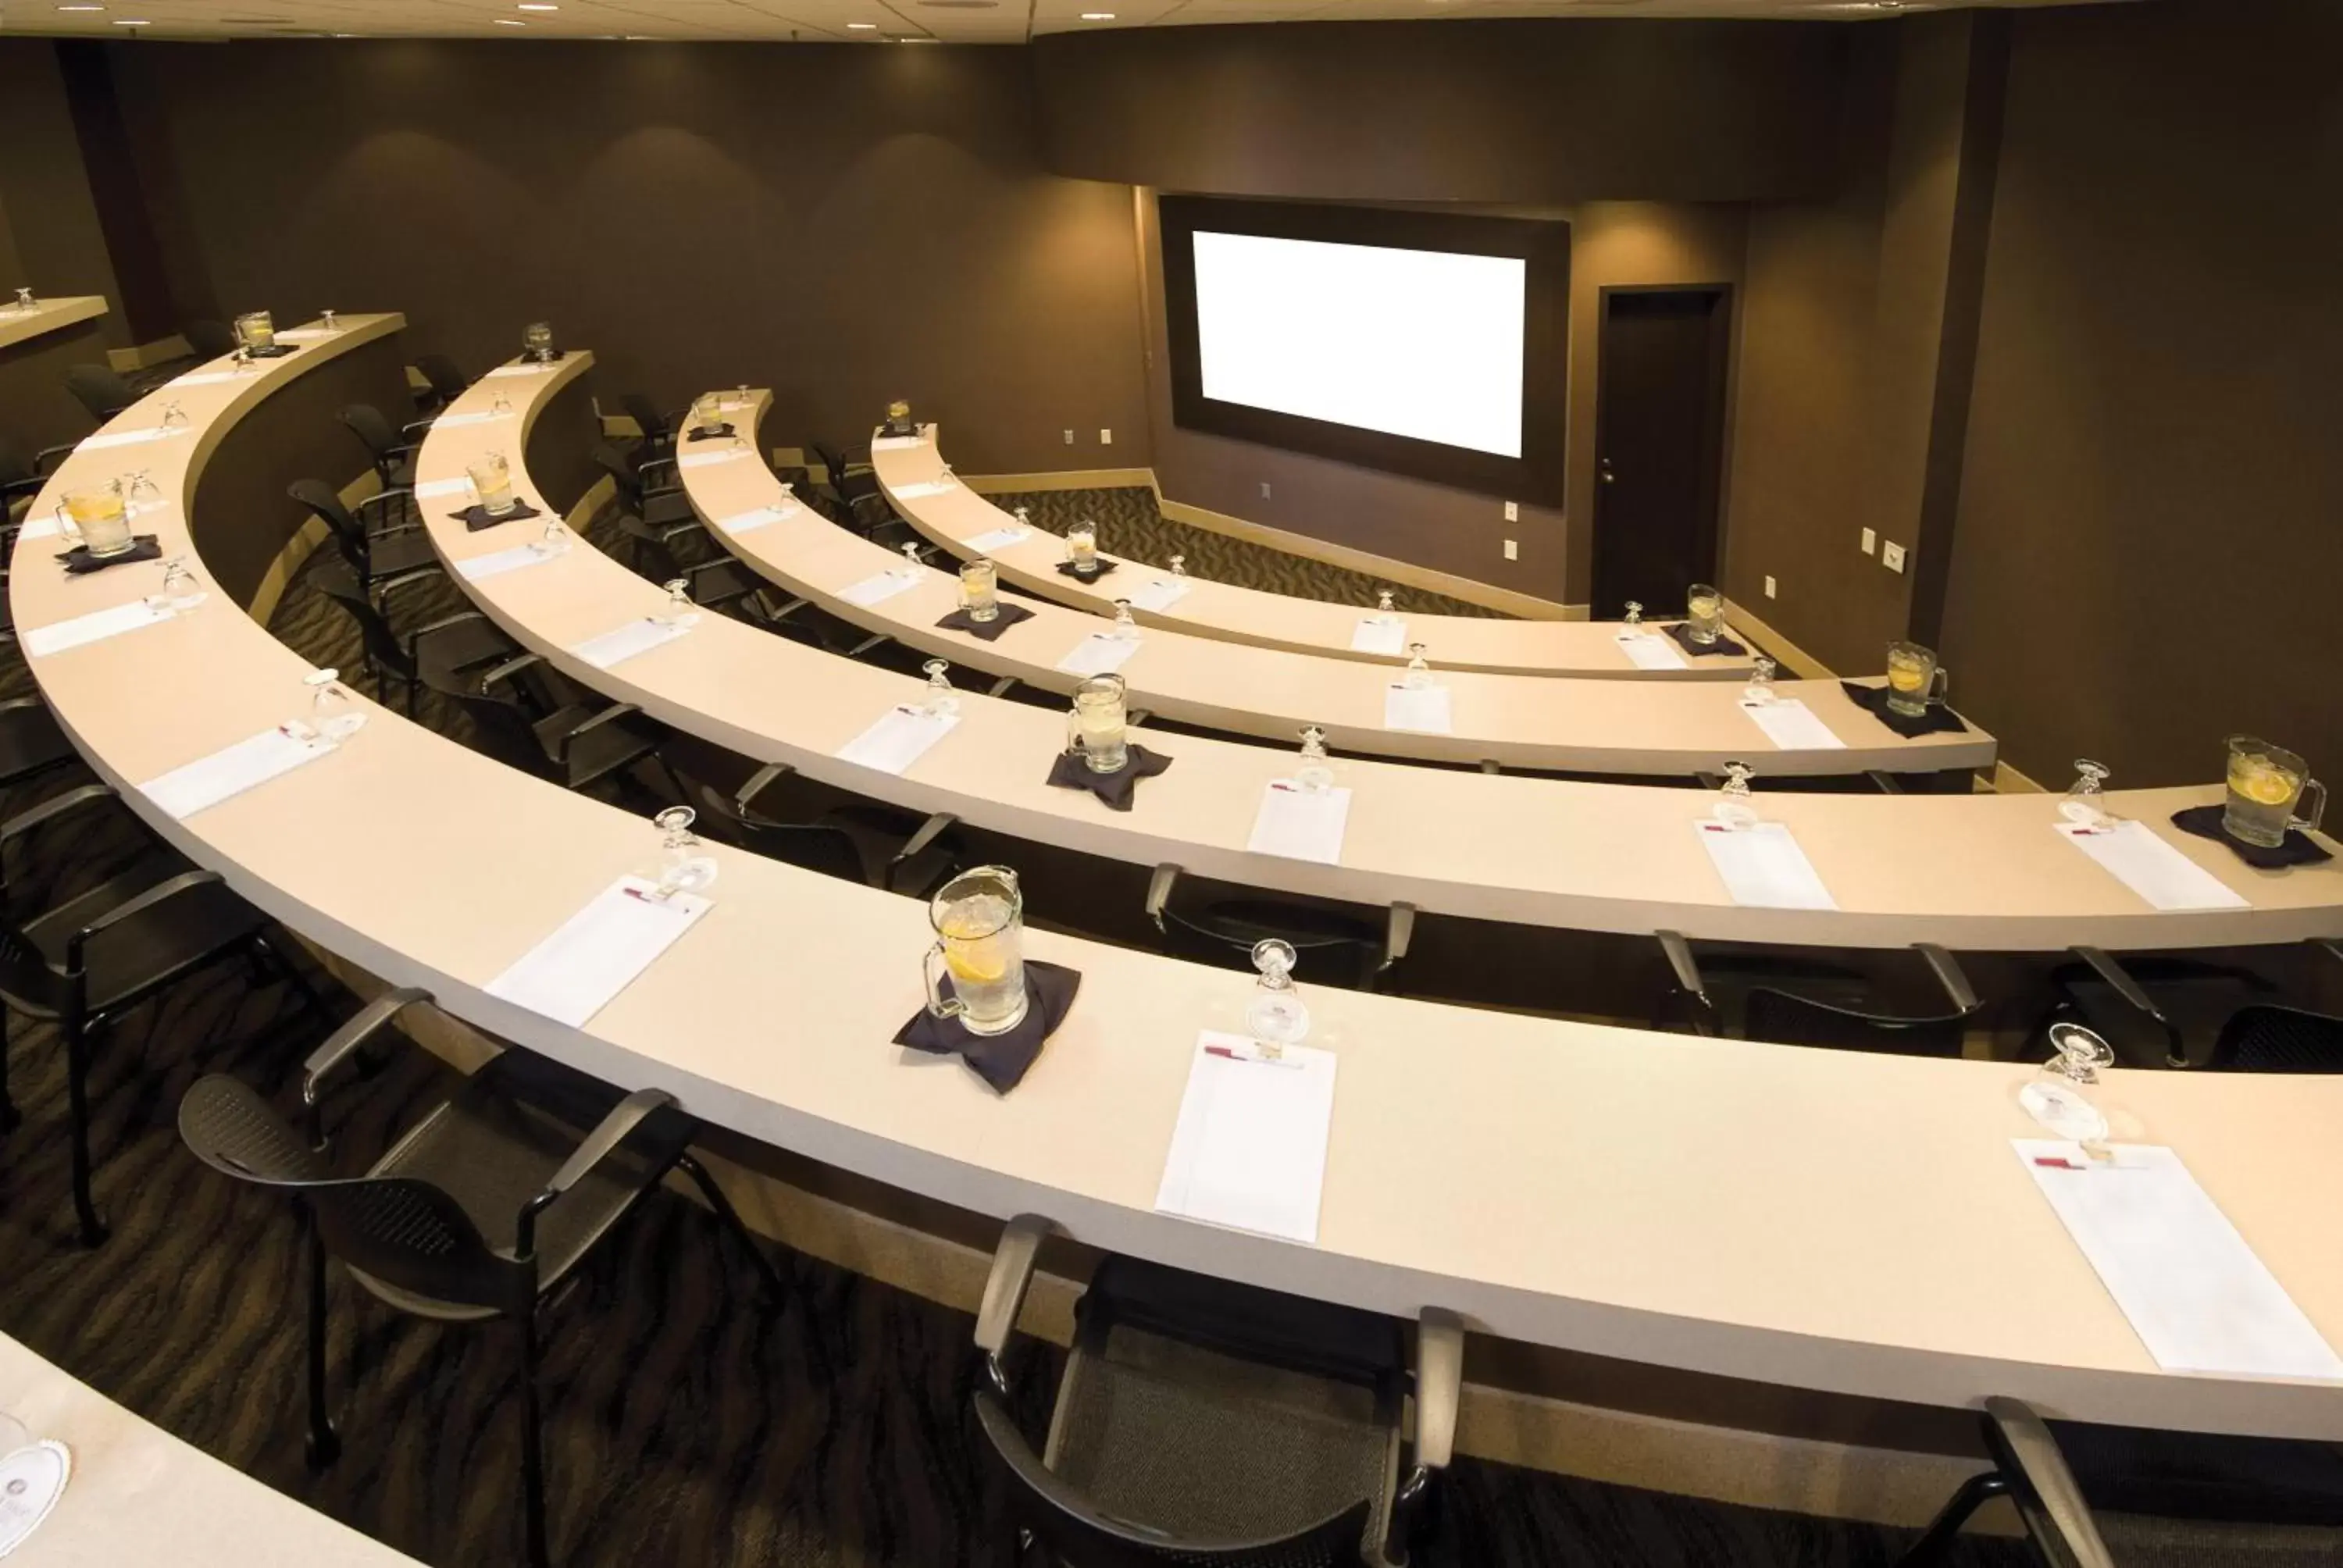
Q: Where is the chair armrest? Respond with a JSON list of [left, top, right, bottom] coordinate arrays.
[[974, 1213, 1052, 1391], [2314, 937, 2343, 971], [2, 782, 118, 848], [1915, 943, 1981, 1015], [1655, 930, 1714, 1021], [0, 476, 46, 504], [34, 442, 77, 475], [480, 651, 544, 690], [1379, 903, 1417, 972], [890, 811, 958, 868], [398, 417, 436, 437], [769, 596, 811, 622], [985, 676, 1018, 700], [1981, 1398, 2116, 1568], [1145, 864, 1182, 934], [847, 633, 893, 660], [64, 868, 223, 975], [1866, 769, 1906, 795], [555, 703, 648, 763], [734, 762, 796, 818], [406, 610, 494, 661], [302, 986, 431, 1124], [2068, 946, 2182, 1065], [513, 1085, 679, 1262]]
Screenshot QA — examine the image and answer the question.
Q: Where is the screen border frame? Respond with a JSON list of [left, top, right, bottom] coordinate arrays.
[[1159, 194, 1570, 504]]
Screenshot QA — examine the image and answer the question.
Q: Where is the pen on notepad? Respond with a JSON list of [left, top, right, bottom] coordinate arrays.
[[1205, 1043, 1300, 1069]]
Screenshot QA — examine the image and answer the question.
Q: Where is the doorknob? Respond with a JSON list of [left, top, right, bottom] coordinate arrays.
[[1599, 458, 1616, 485]]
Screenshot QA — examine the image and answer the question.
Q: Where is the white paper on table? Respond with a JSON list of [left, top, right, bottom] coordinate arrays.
[[13, 512, 60, 541], [1739, 697, 1847, 750], [141, 726, 340, 819], [2056, 821, 2251, 913], [415, 476, 471, 500], [677, 448, 748, 470], [22, 597, 175, 657], [837, 568, 922, 608], [1128, 576, 1193, 613], [1615, 631, 1689, 671], [834, 704, 960, 775], [458, 539, 567, 581], [890, 479, 953, 500], [964, 526, 1030, 554], [485, 363, 549, 379], [570, 617, 692, 670], [717, 504, 797, 534], [1248, 780, 1350, 865], [485, 875, 712, 1028], [1383, 683, 1453, 734], [275, 327, 332, 340], [1056, 633, 1139, 678], [82, 426, 182, 451], [1154, 1031, 1339, 1245], [2013, 1139, 2343, 1379], [1350, 616, 1407, 656], [431, 410, 510, 429], [1694, 820, 1838, 910], [871, 434, 925, 451], [171, 370, 241, 387]]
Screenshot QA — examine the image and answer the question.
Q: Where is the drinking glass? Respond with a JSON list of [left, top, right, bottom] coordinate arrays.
[[1713, 760, 1759, 829], [885, 398, 914, 436], [64, 482, 134, 557], [651, 806, 719, 898], [304, 668, 366, 741], [489, 390, 513, 419], [1375, 587, 1396, 618], [10, 287, 32, 312], [319, 308, 340, 331], [1685, 583, 1724, 644], [1011, 504, 1032, 532], [160, 401, 189, 430], [959, 558, 999, 622], [1296, 725, 1334, 793], [659, 577, 699, 628], [467, 451, 515, 516], [922, 658, 959, 718], [1622, 600, 1643, 627], [1243, 939, 1311, 1057], [1065, 522, 1098, 572], [1111, 599, 1139, 641], [2019, 1022, 2116, 1153], [2060, 759, 2113, 827], [234, 310, 276, 351], [157, 554, 202, 611], [233, 345, 256, 374], [1884, 640, 1949, 718], [1402, 643, 1433, 690], [2224, 736, 2326, 848], [1741, 655, 1778, 706], [1067, 673, 1129, 773], [524, 322, 555, 362], [734, 383, 751, 410], [923, 866, 1028, 1036], [125, 469, 160, 508], [1169, 554, 1187, 579], [898, 540, 926, 577]]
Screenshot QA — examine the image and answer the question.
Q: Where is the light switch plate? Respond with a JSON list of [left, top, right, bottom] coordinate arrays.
[[1860, 527, 1878, 556], [1881, 541, 1907, 573], [1099, 429, 1112, 445], [1260, 482, 1271, 501], [1764, 575, 1777, 599], [1503, 538, 1518, 561], [1062, 429, 1074, 445], [1503, 501, 1518, 522]]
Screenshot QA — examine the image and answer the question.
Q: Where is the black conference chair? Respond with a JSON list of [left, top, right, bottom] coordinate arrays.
[[412, 353, 470, 418], [307, 558, 518, 718], [1, 436, 77, 528], [178, 989, 788, 1568], [289, 478, 441, 603], [423, 654, 684, 801], [974, 1214, 1460, 1568], [64, 364, 137, 426], [686, 764, 961, 896], [612, 511, 708, 586], [1657, 931, 1981, 1057], [592, 440, 694, 533], [1145, 864, 1413, 994], [0, 783, 320, 1245], [619, 391, 683, 458], [1901, 1397, 2343, 1566], [338, 401, 429, 491], [0, 699, 81, 798], [2053, 941, 2343, 1071], [183, 318, 237, 361]]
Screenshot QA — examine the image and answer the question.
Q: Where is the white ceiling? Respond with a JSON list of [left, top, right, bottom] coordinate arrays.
[[0, 0, 2124, 47]]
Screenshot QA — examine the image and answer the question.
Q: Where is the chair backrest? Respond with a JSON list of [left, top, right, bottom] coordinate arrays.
[[620, 393, 673, 444], [65, 364, 134, 423], [684, 557, 761, 615], [287, 478, 360, 543], [420, 663, 555, 778], [1157, 893, 1385, 992], [593, 440, 646, 508], [337, 402, 401, 462], [2207, 1006, 2343, 1071], [690, 780, 871, 886], [0, 437, 31, 492], [178, 1074, 534, 1317], [615, 512, 688, 583], [183, 319, 237, 360], [0, 915, 65, 1015], [415, 355, 469, 404], [308, 558, 412, 678], [973, 1390, 1372, 1568], [1742, 987, 1968, 1057]]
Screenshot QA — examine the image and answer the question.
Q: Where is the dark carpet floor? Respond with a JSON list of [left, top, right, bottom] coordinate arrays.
[[0, 501, 2031, 1568]]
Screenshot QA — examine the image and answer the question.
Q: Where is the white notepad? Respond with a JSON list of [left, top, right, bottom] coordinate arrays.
[[2056, 821, 2251, 912], [718, 504, 797, 533], [1350, 616, 1407, 656], [1128, 576, 1193, 613], [834, 704, 960, 775], [2014, 1140, 2343, 1379], [13, 512, 60, 541], [458, 539, 567, 581], [485, 362, 551, 378], [890, 479, 953, 500], [415, 476, 471, 499], [276, 327, 332, 340], [1383, 683, 1453, 734], [83, 426, 184, 451], [22, 597, 177, 657], [571, 617, 692, 670], [485, 875, 712, 1028], [1057, 633, 1140, 678], [1248, 781, 1350, 865], [870, 434, 926, 451], [677, 448, 747, 469], [964, 526, 1030, 554], [141, 726, 341, 820], [1615, 631, 1689, 671], [837, 568, 922, 608], [1739, 697, 1846, 750], [170, 370, 241, 387], [1154, 1032, 1339, 1245], [1695, 820, 1838, 910]]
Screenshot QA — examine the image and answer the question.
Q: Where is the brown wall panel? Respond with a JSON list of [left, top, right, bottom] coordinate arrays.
[[0, 41, 128, 351], [0, 318, 112, 456]]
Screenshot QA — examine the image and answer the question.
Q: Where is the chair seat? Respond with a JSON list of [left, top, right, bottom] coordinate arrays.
[[22, 855, 269, 1018], [2096, 1512, 2343, 1566], [356, 1049, 694, 1320], [368, 527, 441, 580], [414, 616, 517, 684], [530, 707, 656, 790], [0, 704, 75, 786]]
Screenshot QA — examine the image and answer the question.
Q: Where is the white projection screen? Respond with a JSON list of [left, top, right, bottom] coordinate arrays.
[[1161, 197, 1571, 502], [1189, 231, 1528, 459]]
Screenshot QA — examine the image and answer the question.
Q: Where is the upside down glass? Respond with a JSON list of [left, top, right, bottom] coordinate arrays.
[[2224, 736, 2326, 849], [1067, 673, 1129, 773], [924, 866, 1028, 1036]]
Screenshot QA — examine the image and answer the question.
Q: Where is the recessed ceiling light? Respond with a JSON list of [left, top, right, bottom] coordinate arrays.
[[518, 3, 556, 9], [494, 16, 525, 23], [57, 5, 105, 12]]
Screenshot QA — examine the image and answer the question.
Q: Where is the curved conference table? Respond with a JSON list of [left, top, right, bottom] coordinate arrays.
[[682, 413, 1987, 779], [20, 319, 2343, 1454], [876, 428, 1756, 682]]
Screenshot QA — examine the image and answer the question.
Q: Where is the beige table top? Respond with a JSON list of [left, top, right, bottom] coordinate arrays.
[[876, 426, 1758, 681], [0, 295, 106, 355], [0, 1333, 419, 1566], [421, 378, 2343, 953], [694, 407, 1988, 779], [20, 320, 2343, 1442]]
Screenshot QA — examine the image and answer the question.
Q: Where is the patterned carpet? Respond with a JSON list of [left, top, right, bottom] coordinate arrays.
[[0, 518, 2033, 1568]]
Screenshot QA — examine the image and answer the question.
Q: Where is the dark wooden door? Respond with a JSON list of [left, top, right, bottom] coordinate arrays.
[[1589, 288, 1730, 620]]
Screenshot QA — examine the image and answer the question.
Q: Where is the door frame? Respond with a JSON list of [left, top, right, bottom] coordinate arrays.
[[1589, 283, 1736, 614]]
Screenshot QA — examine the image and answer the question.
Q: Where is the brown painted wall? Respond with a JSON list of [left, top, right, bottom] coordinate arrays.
[[1140, 194, 1746, 605], [0, 41, 128, 347], [1940, 0, 2343, 788], [108, 39, 1150, 478], [1034, 20, 1847, 205]]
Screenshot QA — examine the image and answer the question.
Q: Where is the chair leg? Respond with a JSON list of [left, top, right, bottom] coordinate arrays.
[[1897, 1470, 2010, 1566], [254, 933, 330, 1022], [0, 1006, 17, 1137], [305, 1221, 341, 1470], [63, 1016, 106, 1246], [519, 1308, 551, 1568], [676, 1153, 788, 1308], [405, 672, 419, 720]]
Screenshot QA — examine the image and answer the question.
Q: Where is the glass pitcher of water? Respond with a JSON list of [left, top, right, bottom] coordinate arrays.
[[1684, 584, 1723, 644], [1066, 674, 1129, 774], [468, 451, 516, 516], [1065, 522, 1098, 572], [924, 866, 1028, 1036], [524, 322, 555, 362], [2224, 736, 2326, 848], [1884, 640, 1949, 718], [959, 558, 999, 622], [60, 480, 134, 557], [234, 309, 276, 352]]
